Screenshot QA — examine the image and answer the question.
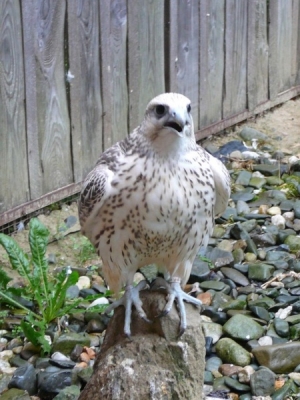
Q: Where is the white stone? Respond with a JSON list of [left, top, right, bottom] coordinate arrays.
[[230, 150, 242, 159], [51, 351, 70, 361], [76, 276, 91, 290], [289, 156, 299, 165], [0, 359, 11, 372], [283, 211, 294, 221], [275, 305, 293, 319], [0, 350, 13, 361], [252, 171, 265, 178], [271, 214, 285, 229], [258, 336, 273, 346], [288, 372, 300, 384], [88, 297, 109, 308], [238, 365, 255, 383], [1, 366, 17, 375], [267, 206, 281, 216], [133, 272, 145, 285], [242, 151, 260, 160]]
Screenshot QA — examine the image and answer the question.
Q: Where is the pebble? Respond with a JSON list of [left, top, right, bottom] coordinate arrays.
[[76, 276, 91, 290], [250, 367, 276, 396], [215, 338, 251, 366]]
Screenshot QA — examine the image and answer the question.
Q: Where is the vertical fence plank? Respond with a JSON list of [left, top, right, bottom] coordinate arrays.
[[269, 0, 295, 98], [169, 0, 200, 129], [291, 0, 300, 86], [100, 0, 128, 149], [199, 0, 225, 129], [127, 0, 165, 131], [22, 0, 72, 197], [68, 0, 103, 181], [223, 0, 248, 118], [0, 0, 29, 213], [247, 0, 268, 111]]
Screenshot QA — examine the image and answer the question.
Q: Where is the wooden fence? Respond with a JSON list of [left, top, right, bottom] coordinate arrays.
[[1, 0, 300, 226]]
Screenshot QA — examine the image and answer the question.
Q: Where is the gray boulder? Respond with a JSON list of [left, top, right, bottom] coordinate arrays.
[[79, 290, 205, 400]]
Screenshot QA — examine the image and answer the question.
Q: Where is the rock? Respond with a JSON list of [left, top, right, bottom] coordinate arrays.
[[200, 281, 230, 292], [232, 248, 244, 264], [267, 206, 281, 215], [231, 191, 255, 202], [224, 376, 250, 393], [205, 247, 234, 268], [239, 127, 268, 141], [248, 263, 274, 282], [76, 276, 91, 290], [284, 235, 300, 252], [202, 322, 223, 344], [273, 318, 289, 337], [8, 363, 37, 395], [78, 291, 205, 400], [252, 342, 300, 373], [0, 388, 32, 400], [215, 338, 251, 367], [52, 385, 81, 399], [236, 200, 251, 215], [220, 267, 250, 286], [244, 252, 257, 262], [38, 367, 73, 399], [206, 356, 222, 373], [252, 164, 280, 176], [250, 367, 276, 396], [219, 364, 243, 377], [249, 177, 267, 189], [217, 240, 233, 252], [238, 365, 255, 383], [258, 336, 273, 346], [289, 323, 300, 340], [223, 314, 265, 341], [271, 215, 286, 229], [190, 257, 211, 282], [274, 305, 293, 319], [51, 333, 91, 356], [0, 350, 13, 361], [235, 171, 252, 186]]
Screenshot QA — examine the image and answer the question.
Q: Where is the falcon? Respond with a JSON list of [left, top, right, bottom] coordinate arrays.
[[79, 93, 230, 337]]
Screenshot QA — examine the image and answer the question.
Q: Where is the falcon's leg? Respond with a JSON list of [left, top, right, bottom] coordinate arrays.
[[105, 280, 151, 337], [152, 277, 202, 336]]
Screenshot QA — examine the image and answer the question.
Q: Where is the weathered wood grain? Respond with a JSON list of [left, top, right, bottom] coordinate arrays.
[[223, 0, 248, 118], [0, 0, 29, 213], [100, 0, 128, 149], [127, 0, 165, 131], [269, 0, 295, 98], [22, 0, 72, 197], [199, 0, 225, 128], [169, 0, 200, 129], [291, 0, 300, 86], [247, 0, 268, 111], [68, 0, 103, 181]]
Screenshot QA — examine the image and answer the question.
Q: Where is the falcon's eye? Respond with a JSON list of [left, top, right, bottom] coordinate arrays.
[[155, 105, 166, 117], [187, 104, 191, 113]]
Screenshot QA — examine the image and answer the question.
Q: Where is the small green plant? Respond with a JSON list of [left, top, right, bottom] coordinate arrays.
[[0, 218, 81, 354]]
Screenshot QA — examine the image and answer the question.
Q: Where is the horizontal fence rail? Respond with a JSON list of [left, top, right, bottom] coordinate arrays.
[[1, 0, 300, 226]]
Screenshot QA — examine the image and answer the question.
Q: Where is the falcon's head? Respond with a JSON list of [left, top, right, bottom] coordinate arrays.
[[140, 93, 196, 154]]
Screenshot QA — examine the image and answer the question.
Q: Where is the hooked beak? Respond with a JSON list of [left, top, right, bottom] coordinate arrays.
[[163, 115, 185, 137]]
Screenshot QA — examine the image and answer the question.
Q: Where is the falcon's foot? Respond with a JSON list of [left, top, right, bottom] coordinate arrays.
[[152, 277, 202, 336], [105, 280, 151, 337]]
